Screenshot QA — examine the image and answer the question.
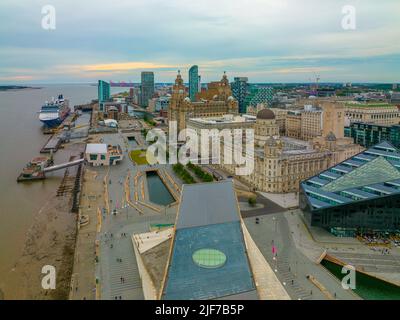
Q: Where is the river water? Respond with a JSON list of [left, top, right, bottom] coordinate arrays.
[[321, 259, 400, 299], [0, 84, 124, 295]]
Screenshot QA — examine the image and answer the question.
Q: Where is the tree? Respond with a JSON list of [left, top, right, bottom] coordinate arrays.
[[248, 197, 257, 207]]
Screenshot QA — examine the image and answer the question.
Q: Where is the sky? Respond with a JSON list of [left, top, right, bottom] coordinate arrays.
[[0, 0, 399, 84]]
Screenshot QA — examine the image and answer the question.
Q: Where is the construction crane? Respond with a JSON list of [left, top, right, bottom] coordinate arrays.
[[315, 74, 321, 90]]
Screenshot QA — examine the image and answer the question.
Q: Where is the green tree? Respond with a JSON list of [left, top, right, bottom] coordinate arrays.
[[248, 197, 257, 207]]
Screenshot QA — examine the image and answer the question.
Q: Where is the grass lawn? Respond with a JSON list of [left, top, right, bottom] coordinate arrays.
[[130, 150, 149, 165]]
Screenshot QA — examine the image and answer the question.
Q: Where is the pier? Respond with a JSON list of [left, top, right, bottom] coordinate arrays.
[[40, 134, 63, 153], [17, 158, 84, 182], [43, 158, 84, 173]]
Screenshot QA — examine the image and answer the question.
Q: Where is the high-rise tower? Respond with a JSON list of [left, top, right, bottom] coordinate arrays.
[[231, 77, 249, 114], [188, 65, 199, 102], [140, 71, 154, 107], [98, 80, 111, 112]]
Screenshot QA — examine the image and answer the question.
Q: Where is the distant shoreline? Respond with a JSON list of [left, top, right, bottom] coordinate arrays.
[[0, 85, 42, 92]]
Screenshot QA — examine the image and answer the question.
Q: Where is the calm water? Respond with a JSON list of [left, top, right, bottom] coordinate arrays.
[[0, 84, 124, 291], [321, 259, 400, 300], [127, 136, 138, 149], [146, 171, 175, 206]]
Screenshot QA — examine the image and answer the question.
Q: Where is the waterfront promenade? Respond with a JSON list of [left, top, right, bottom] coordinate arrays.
[[70, 126, 181, 300]]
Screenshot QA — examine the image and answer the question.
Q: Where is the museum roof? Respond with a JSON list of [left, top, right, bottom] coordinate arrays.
[[301, 141, 400, 211], [162, 180, 257, 300]]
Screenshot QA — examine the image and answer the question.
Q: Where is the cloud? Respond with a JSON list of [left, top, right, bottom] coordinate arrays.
[[0, 0, 399, 83], [0, 75, 37, 81], [78, 62, 177, 72]]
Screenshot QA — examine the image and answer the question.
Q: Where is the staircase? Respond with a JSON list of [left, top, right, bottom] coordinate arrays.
[[276, 251, 313, 300]]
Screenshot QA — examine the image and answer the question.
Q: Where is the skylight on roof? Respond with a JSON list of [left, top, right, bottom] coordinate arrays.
[[192, 249, 227, 269], [322, 156, 400, 193]]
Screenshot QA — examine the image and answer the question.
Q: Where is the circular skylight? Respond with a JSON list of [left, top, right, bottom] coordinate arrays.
[[192, 249, 227, 269]]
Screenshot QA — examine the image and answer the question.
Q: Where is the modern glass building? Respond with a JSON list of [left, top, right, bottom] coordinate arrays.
[[244, 87, 274, 111], [345, 122, 400, 148], [140, 71, 154, 107], [98, 80, 110, 111], [188, 65, 199, 102], [300, 142, 400, 236], [231, 77, 248, 114]]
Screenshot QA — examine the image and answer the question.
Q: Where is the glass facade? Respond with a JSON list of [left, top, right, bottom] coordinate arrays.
[[345, 122, 400, 148], [188, 65, 199, 102], [301, 142, 400, 235], [98, 80, 110, 111], [301, 192, 400, 233], [140, 71, 154, 107], [231, 77, 248, 114], [244, 87, 274, 110]]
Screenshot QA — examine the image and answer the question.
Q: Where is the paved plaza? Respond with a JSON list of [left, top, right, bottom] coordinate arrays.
[[71, 124, 400, 300]]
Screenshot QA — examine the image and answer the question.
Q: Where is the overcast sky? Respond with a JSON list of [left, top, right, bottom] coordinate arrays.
[[0, 0, 399, 84]]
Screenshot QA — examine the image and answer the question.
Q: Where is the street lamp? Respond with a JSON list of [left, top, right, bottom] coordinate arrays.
[[273, 216, 277, 233]]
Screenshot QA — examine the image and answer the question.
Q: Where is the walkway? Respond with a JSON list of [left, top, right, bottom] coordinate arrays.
[[244, 212, 359, 300]]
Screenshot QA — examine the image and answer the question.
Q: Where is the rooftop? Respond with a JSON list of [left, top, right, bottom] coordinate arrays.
[[85, 143, 107, 154], [188, 114, 255, 125], [176, 180, 240, 230], [345, 102, 397, 108], [162, 180, 258, 300], [301, 141, 400, 210]]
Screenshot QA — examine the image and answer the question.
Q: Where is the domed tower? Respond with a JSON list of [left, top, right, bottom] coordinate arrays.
[[217, 71, 232, 101], [168, 70, 189, 131], [255, 108, 279, 147], [171, 70, 186, 101]]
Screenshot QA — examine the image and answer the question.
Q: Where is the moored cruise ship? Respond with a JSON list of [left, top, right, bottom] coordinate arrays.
[[38, 94, 70, 127]]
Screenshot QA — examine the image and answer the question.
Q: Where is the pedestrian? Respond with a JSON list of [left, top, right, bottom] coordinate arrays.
[[120, 277, 123, 283]]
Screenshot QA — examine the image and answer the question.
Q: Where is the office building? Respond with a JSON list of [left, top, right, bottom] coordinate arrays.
[[187, 114, 256, 133], [344, 102, 400, 126], [391, 93, 400, 104], [216, 103, 362, 193], [188, 65, 199, 102], [244, 87, 274, 110], [231, 77, 249, 113], [218, 109, 332, 193], [148, 96, 170, 113], [345, 122, 400, 148], [98, 80, 111, 112], [140, 71, 155, 107]]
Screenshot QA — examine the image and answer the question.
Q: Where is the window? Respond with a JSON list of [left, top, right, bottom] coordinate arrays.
[[90, 154, 98, 161]]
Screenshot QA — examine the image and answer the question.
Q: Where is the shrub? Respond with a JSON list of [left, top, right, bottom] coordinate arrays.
[[248, 197, 257, 207], [187, 162, 214, 182]]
